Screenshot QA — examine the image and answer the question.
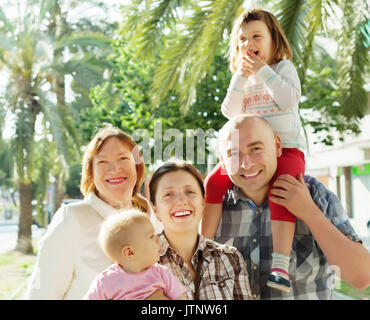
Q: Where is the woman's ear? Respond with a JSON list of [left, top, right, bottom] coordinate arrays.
[[150, 202, 161, 222], [131, 145, 144, 165], [122, 246, 135, 260]]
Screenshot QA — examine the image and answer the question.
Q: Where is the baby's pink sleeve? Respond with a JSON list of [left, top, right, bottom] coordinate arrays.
[[159, 265, 187, 300], [83, 276, 108, 300]]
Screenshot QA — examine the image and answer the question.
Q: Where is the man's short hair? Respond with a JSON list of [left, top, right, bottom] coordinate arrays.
[[218, 114, 274, 156]]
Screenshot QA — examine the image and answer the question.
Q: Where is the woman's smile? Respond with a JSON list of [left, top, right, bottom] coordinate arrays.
[[171, 209, 193, 218], [105, 176, 127, 184]]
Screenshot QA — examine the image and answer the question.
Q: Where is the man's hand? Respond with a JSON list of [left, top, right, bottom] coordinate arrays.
[[269, 173, 317, 222]]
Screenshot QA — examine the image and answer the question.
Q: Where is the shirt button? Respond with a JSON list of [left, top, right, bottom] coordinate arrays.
[[219, 281, 225, 287], [253, 265, 258, 270], [252, 294, 257, 299], [252, 238, 257, 243]]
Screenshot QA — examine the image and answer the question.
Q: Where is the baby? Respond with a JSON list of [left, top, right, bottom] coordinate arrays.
[[84, 208, 187, 300]]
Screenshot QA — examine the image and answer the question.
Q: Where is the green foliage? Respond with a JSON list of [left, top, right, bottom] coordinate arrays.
[[300, 54, 361, 146], [83, 38, 231, 172], [0, 0, 117, 251], [335, 280, 370, 300], [121, 0, 369, 145], [65, 163, 83, 199], [336, 0, 369, 119], [0, 138, 13, 189]]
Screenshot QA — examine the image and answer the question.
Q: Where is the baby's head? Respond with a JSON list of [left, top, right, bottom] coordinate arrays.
[[99, 208, 161, 273]]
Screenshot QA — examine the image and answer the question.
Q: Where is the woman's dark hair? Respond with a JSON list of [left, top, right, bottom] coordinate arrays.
[[149, 159, 205, 204]]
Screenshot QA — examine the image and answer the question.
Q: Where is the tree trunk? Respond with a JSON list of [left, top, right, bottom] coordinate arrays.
[[52, 173, 65, 216], [15, 182, 33, 253]]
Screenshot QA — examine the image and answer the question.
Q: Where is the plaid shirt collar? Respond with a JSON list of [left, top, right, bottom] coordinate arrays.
[[159, 232, 213, 263], [226, 185, 269, 210]]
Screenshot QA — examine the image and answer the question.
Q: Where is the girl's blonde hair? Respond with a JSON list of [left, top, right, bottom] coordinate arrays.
[[80, 123, 148, 212], [229, 8, 293, 73]]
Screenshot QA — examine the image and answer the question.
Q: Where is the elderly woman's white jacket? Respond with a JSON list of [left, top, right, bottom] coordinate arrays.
[[27, 192, 118, 300]]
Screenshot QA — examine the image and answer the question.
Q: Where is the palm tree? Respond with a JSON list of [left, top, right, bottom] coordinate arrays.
[[122, 0, 369, 117], [0, 0, 113, 253]]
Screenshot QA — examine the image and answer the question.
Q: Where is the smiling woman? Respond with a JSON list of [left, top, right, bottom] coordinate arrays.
[[91, 137, 138, 209], [26, 123, 149, 299], [148, 159, 253, 300]]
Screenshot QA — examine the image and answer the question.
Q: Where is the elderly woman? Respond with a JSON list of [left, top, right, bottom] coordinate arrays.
[[149, 159, 252, 300], [27, 124, 148, 299]]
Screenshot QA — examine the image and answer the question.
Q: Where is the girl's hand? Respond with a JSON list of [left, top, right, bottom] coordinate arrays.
[[269, 173, 318, 222], [242, 51, 266, 74], [236, 58, 254, 79]]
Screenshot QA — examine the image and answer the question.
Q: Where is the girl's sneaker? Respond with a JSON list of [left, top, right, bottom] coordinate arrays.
[[267, 272, 291, 293]]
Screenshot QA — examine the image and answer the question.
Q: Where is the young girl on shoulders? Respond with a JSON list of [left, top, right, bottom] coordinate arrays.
[[202, 8, 306, 293]]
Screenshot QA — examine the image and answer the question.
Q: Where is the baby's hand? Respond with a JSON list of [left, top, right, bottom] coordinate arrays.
[[146, 289, 170, 300]]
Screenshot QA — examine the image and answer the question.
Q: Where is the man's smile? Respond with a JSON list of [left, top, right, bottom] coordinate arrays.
[[240, 170, 262, 180]]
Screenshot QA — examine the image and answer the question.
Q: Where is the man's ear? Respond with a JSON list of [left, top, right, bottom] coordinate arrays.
[[274, 135, 282, 157], [122, 246, 135, 260]]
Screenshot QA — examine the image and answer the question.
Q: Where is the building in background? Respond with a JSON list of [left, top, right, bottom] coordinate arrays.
[[306, 111, 370, 236]]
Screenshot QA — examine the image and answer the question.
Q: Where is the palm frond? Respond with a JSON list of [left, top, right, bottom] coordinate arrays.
[[119, 0, 148, 36], [337, 0, 369, 118], [151, 6, 210, 107], [49, 57, 111, 89], [177, 0, 244, 111], [0, 6, 14, 34], [36, 89, 79, 164], [274, 0, 308, 68], [131, 0, 188, 60], [54, 31, 112, 51], [360, 19, 370, 48], [299, 0, 330, 84], [0, 32, 17, 53], [152, 0, 244, 111], [39, 0, 57, 23]]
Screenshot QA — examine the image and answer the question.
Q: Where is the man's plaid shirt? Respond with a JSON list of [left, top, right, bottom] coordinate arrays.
[[158, 232, 252, 300], [214, 175, 362, 300]]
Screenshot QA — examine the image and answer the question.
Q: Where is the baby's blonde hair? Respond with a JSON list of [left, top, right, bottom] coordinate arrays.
[[99, 208, 151, 263], [228, 8, 293, 73]]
